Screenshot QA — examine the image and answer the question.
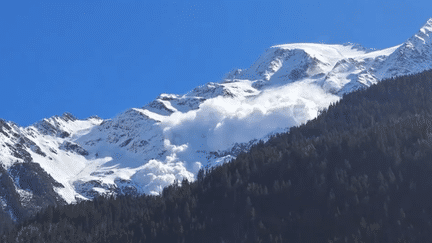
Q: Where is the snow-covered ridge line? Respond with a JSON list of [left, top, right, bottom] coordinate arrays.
[[1, 18, 432, 214]]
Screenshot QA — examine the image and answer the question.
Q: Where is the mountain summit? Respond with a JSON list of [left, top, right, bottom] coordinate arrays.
[[375, 18, 432, 79], [408, 18, 432, 48], [2, 18, 432, 222]]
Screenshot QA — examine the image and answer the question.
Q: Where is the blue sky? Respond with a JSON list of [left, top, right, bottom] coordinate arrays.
[[1, 0, 432, 126]]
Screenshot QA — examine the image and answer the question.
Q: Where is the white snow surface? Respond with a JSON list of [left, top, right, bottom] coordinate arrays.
[[2, 18, 432, 204]]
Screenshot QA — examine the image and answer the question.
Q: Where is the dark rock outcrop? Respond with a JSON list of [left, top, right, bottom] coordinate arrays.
[[59, 141, 89, 156]]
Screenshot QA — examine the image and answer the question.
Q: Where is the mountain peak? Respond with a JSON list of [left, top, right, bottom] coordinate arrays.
[[425, 17, 432, 28], [61, 112, 77, 122], [405, 18, 432, 48], [417, 17, 432, 37], [378, 18, 432, 78]]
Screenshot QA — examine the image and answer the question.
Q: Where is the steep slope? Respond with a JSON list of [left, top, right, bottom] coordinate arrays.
[[377, 18, 432, 79], [0, 114, 107, 219], [1, 18, 432, 222], [7, 68, 432, 243]]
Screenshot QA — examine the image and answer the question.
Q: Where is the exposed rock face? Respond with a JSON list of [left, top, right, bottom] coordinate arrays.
[[34, 112, 78, 137], [59, 141, 89, 156], [9, 162, 66, 204], [0, 164, 24, 221], [0, 162, 66, 222]]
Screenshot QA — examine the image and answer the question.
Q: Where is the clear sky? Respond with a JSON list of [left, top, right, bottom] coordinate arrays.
[[1, 0, 432, 127]]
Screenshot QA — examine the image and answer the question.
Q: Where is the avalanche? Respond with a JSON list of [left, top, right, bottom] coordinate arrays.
[[2, 17, 432, 207]]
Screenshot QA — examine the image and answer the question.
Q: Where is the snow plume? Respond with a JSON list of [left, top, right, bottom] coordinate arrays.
[[125, 80, 339, 196], [132, 159, 195, 195], [162, 80, 339, 153]]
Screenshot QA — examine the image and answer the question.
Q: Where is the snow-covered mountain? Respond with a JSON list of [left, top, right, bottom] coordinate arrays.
[[2, 18, 432, 222]]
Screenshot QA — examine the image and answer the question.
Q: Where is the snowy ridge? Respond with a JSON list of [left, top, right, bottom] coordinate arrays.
[[1, 18, 432, 216], [375, 19, 432, 80]]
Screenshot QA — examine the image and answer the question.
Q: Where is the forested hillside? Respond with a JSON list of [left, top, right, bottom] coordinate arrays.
[[3, 69, 432, 242]]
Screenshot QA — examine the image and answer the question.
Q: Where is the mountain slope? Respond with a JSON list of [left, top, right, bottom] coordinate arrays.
[[6, 65, 432, 243], [1, 18, 432, 222]]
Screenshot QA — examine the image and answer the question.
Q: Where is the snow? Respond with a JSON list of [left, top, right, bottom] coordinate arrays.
[[359, 45, 401, 59], [161, 80, 338, 152], [131, 159, 195, 195], [157, 99, 178, 112], [0, 116, 116, 204], [0, 197, 7, 209], [92, 187, 109, 194], [132, 108, 167, 122], [15, 186, 33, 207], [0, 122, 24, 168], [272, 43, 368, 58], [2, 18, 432, 204]]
